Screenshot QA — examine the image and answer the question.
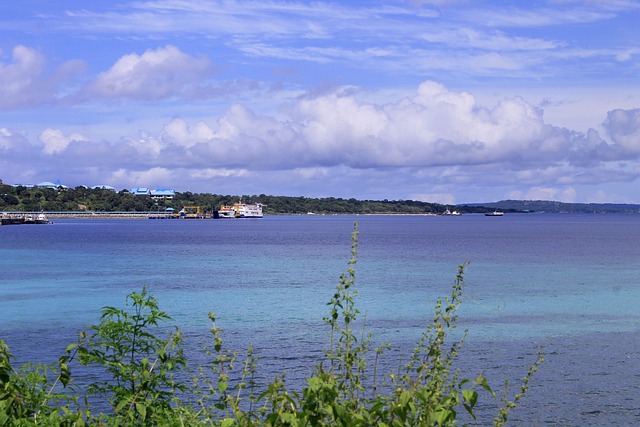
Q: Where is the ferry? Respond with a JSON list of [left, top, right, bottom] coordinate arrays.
[[485, 211, 504, 216], [217, 202, 264, 218], [217, 204, 236, 218]]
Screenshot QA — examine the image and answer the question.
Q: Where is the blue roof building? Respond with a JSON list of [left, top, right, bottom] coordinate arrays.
[[130, 187, 151, 196], [151, 188, 175, 199], [36, 180, 68, 190]]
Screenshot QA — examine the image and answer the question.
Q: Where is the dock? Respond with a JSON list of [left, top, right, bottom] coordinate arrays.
[[1, 211, 214, 223], [1, 216, 25, 225], [1, 212, 51, 225]]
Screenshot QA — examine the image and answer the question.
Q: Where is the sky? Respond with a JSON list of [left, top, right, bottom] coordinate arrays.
[[0, 0, 639, 204]]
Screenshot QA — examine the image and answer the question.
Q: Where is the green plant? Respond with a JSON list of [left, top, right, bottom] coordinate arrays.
[[0, 339, 87, 426], [78, 286, 187, 424]]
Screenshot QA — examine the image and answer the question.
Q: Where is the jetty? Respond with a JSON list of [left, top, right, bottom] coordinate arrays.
[[1, 215, 25, 225], [1, 212, 51, 225], [1, 210, 215, 223]]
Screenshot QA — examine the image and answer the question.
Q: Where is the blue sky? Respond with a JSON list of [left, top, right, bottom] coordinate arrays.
[[1, 0, 639, 204]]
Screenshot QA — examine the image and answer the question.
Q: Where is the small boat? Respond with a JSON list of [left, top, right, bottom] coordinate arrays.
[[22, 212, 51, 224], [35, 213, 51, 224], [485, 211, 504, 216]]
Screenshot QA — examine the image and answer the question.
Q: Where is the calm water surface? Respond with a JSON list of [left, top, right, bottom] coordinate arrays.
[[1, 214, 639, 425]]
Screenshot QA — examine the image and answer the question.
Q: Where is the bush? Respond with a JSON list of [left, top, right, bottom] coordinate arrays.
[[0, 223, 542, 426]]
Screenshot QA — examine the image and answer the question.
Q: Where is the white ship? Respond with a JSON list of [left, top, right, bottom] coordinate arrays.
[[217, 204, 236, 218], [237, 203, 264, 218], [217, 202, 264, 218]]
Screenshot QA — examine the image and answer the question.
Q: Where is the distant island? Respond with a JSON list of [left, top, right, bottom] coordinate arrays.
[[465, 199, 640, 214], [1, 181, 638, 215]]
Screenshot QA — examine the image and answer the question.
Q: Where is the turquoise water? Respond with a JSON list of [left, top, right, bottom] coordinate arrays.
[[1, 214, 639, 425]]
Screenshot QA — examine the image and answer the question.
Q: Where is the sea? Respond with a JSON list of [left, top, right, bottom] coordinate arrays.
[[1, 213, 639, 425]]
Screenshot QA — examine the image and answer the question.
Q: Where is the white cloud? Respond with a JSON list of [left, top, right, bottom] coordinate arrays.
[[85, 45, 213, 101], [109, 167, 175, 188], [461, 5, 615, 27], [420, 27, 559, 51], [0, 46, 50, 110], [0, 128, 27, 150], [161, 118, 215, 148], [603, 108, 640, 153], [38, 129, 90, 155], [3, 80, 639, 202], [39, 80, 632, 176], [0, 45, 86, 110]]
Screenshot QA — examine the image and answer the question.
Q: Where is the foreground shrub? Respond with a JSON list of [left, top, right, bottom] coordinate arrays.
[[0, 223, 542, 426]]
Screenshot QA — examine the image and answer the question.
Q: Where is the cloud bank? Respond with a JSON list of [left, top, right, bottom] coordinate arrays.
[[1, 77, 638, 202]]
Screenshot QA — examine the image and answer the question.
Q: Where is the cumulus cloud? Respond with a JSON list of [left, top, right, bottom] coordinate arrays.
[[3, 80, 639, 201], [161, 118, 215, 148], [38, 129, 90, 154], [603, 108, 640, 153], [29, 80, 636, 175], [0, 46, 84, 110], [284, 81, 583, 169], [0, 128, 29, 150], [84, 45, 213, 101]]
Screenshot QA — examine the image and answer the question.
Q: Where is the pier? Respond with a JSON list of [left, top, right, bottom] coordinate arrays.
[[1, 212, 51, 225], [1, 211, 214, 223]]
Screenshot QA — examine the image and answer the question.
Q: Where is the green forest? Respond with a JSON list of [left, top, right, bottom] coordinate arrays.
[[0, 181, 505, 215], [5, 180, 638, 215]]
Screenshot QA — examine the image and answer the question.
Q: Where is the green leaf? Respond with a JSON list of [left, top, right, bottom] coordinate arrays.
[[399, 390, 412, 407], [434, 408, 453, 425], [307, 376, 322, 391], [114, 399, 129, 414], [462, 389, 477, 407], [135, 402, 147, 420]]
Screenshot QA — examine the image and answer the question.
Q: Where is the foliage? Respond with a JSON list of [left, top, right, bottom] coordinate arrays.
[[0, 182, 494, 215], [77, 287, 188, 424], [0, 224, 543, 426]]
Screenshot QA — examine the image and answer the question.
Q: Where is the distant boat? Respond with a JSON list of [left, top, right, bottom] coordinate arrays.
[[237, 203, 264, 218], [485, 211, 504, 216], [35, 213, 51, 224], [216, 202, 264, 218], [217, 204, 236, 218], [442, 209, 461, 216], [24, 212, 51, 224]]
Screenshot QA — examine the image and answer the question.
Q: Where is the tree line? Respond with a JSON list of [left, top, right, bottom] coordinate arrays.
[[0, 182, 506, 215]]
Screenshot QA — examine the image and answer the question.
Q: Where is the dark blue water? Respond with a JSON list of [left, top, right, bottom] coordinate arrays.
[[1, 214, 639, 425]]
